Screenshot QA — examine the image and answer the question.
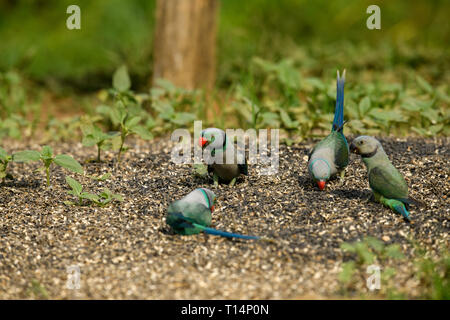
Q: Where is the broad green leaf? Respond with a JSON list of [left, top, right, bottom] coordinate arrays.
[[365, 237, 384, 252], [338, 261, 355, 284], [89, 173, 112, 181], [113, 194, 123, 201], [54, 155, 83, 174], [131, 125, 153, 140], [125, 116, 142, 129], [171, 112, 196, 125], [385, 244, 405, 259], [13, 150, 41, 162], [0, 147, 8, 161], [369, 109, 407, 122], [429, 124, 444, 135], [65, 176, 82, 196], [304, 78, 325, 91], [110, 103, 127, 125], [113, 65, 131, 92], [416, 75, 433, 94], [421, 108, 440, 124], [82, 134, 97, 147], [340, 242, 356, 253], [358, 97, 371, 117], [277, 60, 300, 90], [355, 243, 375, 264], [80, 192, 99, 202]]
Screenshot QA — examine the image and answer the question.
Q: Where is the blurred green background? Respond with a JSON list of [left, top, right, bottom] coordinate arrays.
[[0, 0, 448, 89], [0, 0, 448, 141]]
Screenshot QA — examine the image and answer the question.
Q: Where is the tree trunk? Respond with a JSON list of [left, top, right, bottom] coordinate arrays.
[[153, 0, 219, 90]]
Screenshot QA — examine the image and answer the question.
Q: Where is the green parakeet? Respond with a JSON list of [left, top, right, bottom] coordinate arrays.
[[166, 188, 259, 240], [350, 136, 420, 221], [199, 128, 247, 186], [308, 70, 349, 190]]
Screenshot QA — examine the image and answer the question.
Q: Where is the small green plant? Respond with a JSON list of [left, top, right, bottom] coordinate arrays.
[[27, 279, 49, 299], [338, 237, 405, 298], [64, 176, 123, 207], [412, 244, 449, 300], [81, 122, 118, 162], [13, 146, 83, 186], [0, 146, 13, 181], [95, 66, 154, 162]]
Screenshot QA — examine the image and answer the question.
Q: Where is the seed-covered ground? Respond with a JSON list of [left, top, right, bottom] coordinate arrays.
[[0, 136, 448, 299]]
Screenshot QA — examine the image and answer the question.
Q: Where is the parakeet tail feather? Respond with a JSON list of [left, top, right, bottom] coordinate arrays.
[[332, 69, 346, 133], [193, 223, 260, 240]]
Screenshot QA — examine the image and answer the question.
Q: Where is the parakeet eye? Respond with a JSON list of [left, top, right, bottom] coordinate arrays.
[[360, 140, 365, 145]]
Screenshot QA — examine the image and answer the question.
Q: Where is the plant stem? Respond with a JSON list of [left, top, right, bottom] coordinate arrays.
[[97, 144, 101, 162], [117, 130, 126, 163], [45, 166, 50, 186]]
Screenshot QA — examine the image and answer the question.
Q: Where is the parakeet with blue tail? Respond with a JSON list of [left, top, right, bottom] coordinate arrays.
[[350, 136, 421, 222], [199, 128, 247, 186], [166, 188, 259, 240], [308, 70, 349, 190]]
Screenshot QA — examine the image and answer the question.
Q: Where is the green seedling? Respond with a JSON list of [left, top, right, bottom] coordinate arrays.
[[13, 145, 83, 186], [0, 147, 13, 181], [64, 176, 123, 207], [82, 124, 119, 162], [112, 97, 153, 162]]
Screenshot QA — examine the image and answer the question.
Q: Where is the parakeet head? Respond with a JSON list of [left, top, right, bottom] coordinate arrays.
[[309, 158, 331, 190], [201, 188, 217, 212], [199, 128, 226, 150], [350, 136, 381, 158], [182, 188, 217, 212]]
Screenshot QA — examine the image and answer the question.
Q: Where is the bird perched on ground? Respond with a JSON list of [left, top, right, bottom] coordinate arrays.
[[166, 188, 259, 240], [199, 128, 247, 186], [350, 136, 420, 222], [308, 70, 349, 190]]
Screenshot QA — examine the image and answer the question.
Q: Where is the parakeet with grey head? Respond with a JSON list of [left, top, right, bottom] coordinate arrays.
[[166, 188, 259, 239], [308, 70, 349, 190], [350, 136, 420, 221], [199, 128, 247, 186]]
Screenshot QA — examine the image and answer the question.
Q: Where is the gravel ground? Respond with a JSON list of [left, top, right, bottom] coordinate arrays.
[[0, 136, 448, 299]]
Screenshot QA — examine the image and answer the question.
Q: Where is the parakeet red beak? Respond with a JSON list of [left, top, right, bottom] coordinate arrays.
[[210, 205, 215, 212], [318, 180, 325, 190], [199, 137, 208, 147]]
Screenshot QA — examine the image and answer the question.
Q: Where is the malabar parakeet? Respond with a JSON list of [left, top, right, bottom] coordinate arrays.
[[199, 128, 248, 186], [308, 70, 349, 190], [166, 188, 259, 240], [350, 136, 420, 221]]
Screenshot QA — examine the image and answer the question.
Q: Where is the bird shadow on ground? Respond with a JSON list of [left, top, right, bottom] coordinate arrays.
[[331, 188, 372, 201]]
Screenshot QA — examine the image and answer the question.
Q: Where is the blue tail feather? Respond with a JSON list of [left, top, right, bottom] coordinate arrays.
[[332, 69, 346, 132], [393, 204, 411, 221], [195, 223, 260, 240]]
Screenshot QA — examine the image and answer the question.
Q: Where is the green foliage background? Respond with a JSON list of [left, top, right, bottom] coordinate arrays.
[[0, 0, 448, 139]]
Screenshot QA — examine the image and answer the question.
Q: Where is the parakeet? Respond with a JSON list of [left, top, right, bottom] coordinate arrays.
[[308, 70, 349, 190], [199, 128, 247, 186], [350, 136, 420, 221], [166, 188, 259, 240]]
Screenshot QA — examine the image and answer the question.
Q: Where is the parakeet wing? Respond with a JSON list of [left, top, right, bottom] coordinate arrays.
[[167, 201, 212, 235], [369, 166, 408, 200], [334, 132, 349, 169]]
